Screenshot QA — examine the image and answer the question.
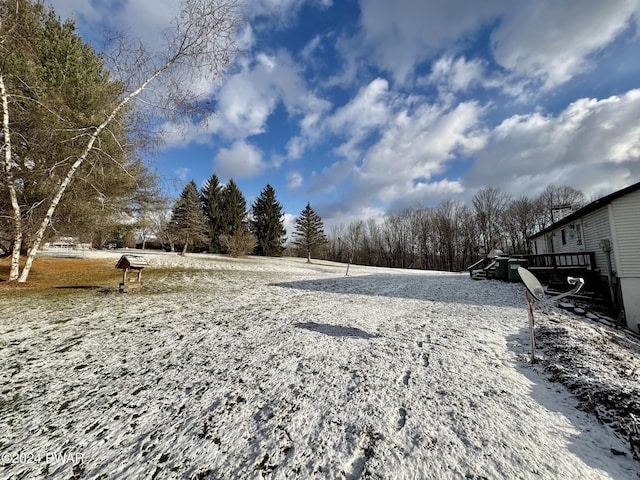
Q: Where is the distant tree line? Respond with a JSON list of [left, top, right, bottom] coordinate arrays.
[[327, 185, 585, 272]]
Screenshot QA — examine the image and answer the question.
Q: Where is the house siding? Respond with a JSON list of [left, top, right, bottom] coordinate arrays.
[[581, 208, 615, 275], [610, 190, 640, 277], [610, 190, 640, 332], [620, 279, 640, 332], [550, 223, 584, 254]]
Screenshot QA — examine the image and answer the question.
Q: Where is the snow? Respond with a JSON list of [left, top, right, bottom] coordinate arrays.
[[1, 251, 639, 479]]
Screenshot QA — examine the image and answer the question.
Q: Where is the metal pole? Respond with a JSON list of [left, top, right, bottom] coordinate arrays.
[[526, 291, 536, 364]]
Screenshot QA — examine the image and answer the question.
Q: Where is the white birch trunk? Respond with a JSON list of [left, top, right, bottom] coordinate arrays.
[[0, 73, 23, 281], [17, 64, 171, 282]]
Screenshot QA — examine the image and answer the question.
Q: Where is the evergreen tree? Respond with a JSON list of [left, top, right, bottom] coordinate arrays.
[[251, 184, 286, 256], [200, 173, 224, 252], [292, 202, 327, 262], [218, 178, 253, 255], [168, 181, 208, 255], [220, 178, 247, 236]]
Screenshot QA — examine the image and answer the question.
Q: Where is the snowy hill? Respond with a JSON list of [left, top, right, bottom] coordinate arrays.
[[1, 252, 638, 479]]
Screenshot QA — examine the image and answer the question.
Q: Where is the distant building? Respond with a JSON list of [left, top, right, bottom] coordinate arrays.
[[44, 237, 91, 251], [529, 181, 640, 333]]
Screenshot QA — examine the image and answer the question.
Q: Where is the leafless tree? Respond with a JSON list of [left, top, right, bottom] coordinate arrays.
[[472, 186, 512, 254], [504, 196, 541, 254], [537, 184, 585, 228]]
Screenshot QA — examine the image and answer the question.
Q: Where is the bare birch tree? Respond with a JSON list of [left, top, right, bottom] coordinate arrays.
[[0, 0, 242, 282]]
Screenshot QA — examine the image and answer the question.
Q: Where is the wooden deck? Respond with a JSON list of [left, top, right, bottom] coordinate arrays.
[[521, 252, 596, 271]]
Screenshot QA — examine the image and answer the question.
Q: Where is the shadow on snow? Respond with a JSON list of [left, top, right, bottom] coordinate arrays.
[[272, 273, 524, 308], [294, 321, 379, 339]]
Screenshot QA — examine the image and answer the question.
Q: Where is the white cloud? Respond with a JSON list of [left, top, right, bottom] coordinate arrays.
[[244, 0, 332, 28], [309, 158, 357, 193], [358, 0, 507, 83], [285, 137, 306, 160], [159, 51, 311, 147], [286, 171, 304, 189], [282, 213, 297, 243], [320, 205, 387, 233], [354, 101, 485, 193], [48, 0, 179, 50], [207, 50, 330, 146], [309, 97, 486, 211], [425, 56, 487, 94], [214, 72, 279, 138], [356, 0, 639, 90], [329, 78, 390, 133], [214, 141, 267, 180], [491, 0, 640, 89], [467, 89, 640, 198], [236, 24, 256, 51], [301, 34, 323, 60], [327, 78, 392, 158]]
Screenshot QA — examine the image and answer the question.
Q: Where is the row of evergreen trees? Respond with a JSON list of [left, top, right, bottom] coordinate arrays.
[[167, 174, 328, 259]]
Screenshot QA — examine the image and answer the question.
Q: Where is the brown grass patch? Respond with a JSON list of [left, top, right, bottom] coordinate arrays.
[[0, 256, 122, 293]]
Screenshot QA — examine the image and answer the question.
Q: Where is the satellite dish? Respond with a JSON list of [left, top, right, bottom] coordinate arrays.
[[518, 267, 544, 301]]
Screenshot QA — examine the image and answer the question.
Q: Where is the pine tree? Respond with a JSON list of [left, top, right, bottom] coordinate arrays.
[[168, 181, 208, 255], [200, 173, 224, 252], [220, 179, 247, 236], [251, 184, 286, 257], [292, 202, 327, 262], [217, 178, 255, 255]]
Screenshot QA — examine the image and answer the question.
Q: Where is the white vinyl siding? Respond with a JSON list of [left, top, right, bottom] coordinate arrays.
[[532, 237, 547, 254], [545, 223, 584, 255], [581, 208, 614, 275], [611, 190, 640, 277]]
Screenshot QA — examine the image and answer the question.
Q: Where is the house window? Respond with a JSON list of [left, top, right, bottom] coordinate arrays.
[[561, 229, 566, 245]]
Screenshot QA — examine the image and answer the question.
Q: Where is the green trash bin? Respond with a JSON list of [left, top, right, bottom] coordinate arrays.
[[508, 258, 529, 282], [495, 256, 510, 281]]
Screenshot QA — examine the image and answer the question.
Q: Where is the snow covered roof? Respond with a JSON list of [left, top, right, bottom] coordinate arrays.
[[115, 255, 149, 270]]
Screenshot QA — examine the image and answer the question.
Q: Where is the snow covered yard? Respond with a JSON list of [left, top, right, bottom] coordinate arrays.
[[1, 252, 639, 479]]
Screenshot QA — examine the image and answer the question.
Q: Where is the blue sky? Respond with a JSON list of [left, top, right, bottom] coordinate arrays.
[[49, 0, 640, 231]]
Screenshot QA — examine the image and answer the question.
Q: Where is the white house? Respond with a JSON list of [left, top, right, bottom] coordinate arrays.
[[529, 180, 640, 333]]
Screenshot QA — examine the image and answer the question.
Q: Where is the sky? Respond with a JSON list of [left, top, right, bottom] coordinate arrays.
[[47, 0, 640, 231]]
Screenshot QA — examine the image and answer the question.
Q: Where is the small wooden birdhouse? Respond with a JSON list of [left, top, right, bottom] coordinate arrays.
[[116, 255, 149, 293]]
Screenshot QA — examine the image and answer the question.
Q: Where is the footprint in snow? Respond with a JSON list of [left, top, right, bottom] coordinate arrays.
[[402, 370, 411, 386], [397, 407, 407, 430], [422, 352, 430, 367]]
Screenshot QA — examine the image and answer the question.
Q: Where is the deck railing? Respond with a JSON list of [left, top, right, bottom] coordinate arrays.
[[521, 252, 596, 270]]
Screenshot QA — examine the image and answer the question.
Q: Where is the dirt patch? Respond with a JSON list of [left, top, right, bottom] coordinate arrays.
[[536, 321, 640, 460], [0, 256, 120, 292]]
